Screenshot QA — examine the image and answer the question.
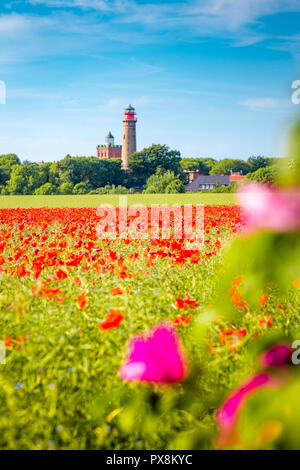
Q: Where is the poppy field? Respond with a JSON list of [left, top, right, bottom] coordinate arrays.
[[0, 193, 299, 449]]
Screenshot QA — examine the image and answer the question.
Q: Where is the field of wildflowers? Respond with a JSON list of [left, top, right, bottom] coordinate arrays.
[[0, 125, 299, 450]]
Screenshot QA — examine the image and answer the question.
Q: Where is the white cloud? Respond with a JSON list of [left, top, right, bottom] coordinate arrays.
[[239, 97, 284, 111], [1, 0, 300, 67], [0, 11, 110, 64], [28, 0, 300, 34], [187, 0, 298, 28], [29, 0, 110, 10], [3, 0, 288, 56], [0, 13, 32, 36]]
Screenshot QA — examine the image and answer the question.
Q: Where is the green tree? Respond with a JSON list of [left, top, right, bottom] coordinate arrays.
[[210, 159, 251, 176], [180, 158, 207, 173], [232, 159, 252, 174], [210, 159, 236, 176], [165, 179, 185, 193], [7, 164, 49, 194], [0, 154, 21, 184], [59, 182, 74, 194], [246, 166, 277, 183], [73, 182, 92, 194], [247, 156, 268, 172], [34, 183, 58, 195], [143, 172, 185, 194], [129, 144, 181, 187], [108, 185, 130, 194], [58, 155, 125, 189], [89, 185, 111, 195], [6, 167, 25, 194], [49, 162, 60, 186], [198, 158, 216, 174]]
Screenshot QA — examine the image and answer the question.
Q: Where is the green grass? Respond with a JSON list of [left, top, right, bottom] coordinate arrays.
[[0, 193, 236, 208]]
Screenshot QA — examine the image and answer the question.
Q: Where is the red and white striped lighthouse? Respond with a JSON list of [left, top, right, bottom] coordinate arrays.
[[121, 104, 137, 171]]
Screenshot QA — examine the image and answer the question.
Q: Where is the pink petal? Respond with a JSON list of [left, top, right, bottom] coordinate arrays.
[[119, 324, 187, 384], [237, 183, 300, 233], [216, 372, 271, 431], [119, 362, 146, 381], [260, 343, 291, 368]]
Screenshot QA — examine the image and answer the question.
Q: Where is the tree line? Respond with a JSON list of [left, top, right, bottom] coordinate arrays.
[[0, 146, 277, 195]]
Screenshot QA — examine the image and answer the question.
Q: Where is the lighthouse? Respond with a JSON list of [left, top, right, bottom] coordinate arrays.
[[121, 104, 137, 171]]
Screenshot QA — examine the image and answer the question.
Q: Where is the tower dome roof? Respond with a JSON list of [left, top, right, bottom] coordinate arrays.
[[106, 131, 114, 139]]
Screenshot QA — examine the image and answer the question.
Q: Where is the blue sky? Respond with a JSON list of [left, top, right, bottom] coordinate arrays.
[[0, 0, 300, 162]]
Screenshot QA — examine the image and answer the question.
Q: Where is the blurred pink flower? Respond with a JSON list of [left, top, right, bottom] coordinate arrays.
[[119, 324, 188, 384], [216, 343, 292, 447], [237, 183, 300, 232], [260, 343, 291, 368]]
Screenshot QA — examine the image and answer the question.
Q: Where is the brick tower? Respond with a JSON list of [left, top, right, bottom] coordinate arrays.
[[121, 104, 137, 171]]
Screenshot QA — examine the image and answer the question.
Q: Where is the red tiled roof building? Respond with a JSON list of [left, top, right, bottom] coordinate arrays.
[[229, 171, 246, 182], [97, 132, 122, 160]]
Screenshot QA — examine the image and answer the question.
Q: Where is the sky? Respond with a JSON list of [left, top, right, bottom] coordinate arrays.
[[0, 0, 300, 162]]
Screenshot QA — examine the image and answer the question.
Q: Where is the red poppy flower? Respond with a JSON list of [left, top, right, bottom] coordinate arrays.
[[230, 293, 248, 310], [55, 269, 67, 281], [175, 297, 186, 309], [98, 309, 124, 331], [3, 336, 13, 349], [16, 264, 26, 277], [259, 293, 267, 308], [77, 291, 88, 310], [173, 315, 192, 328], [236, 328, 247, 337], [175, 293, 198, 309], [110, 287, 124, 296]]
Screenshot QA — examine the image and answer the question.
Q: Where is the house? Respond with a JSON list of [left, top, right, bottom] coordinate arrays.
[[183, 170, 204, 184], [97, 132, 122, 160], [185, 171, 246, 191], [185, 175, 230, 191], [229, 172, 246, 182]]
